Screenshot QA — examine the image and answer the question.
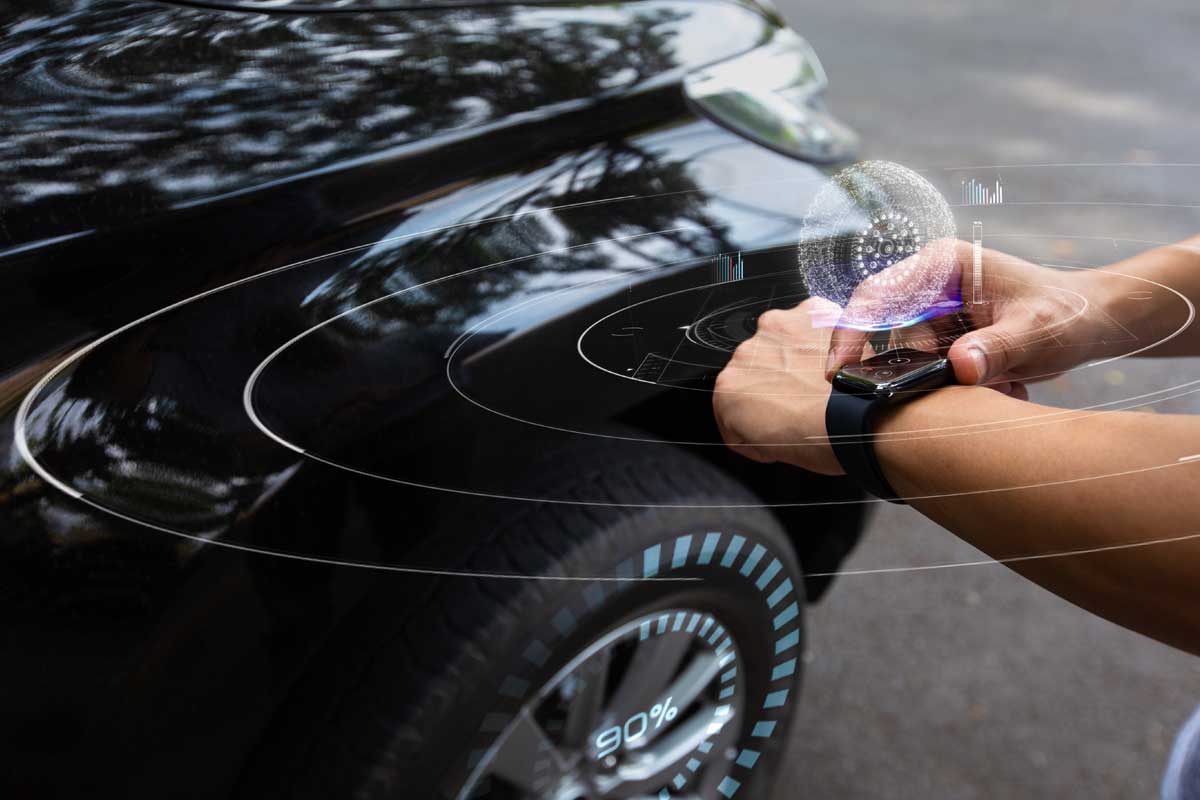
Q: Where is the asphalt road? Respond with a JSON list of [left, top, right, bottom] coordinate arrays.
[[771, 1, 1200, 797]]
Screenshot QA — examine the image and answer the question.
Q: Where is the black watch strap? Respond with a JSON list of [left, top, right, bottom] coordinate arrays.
[[825, 389, 905, 504]]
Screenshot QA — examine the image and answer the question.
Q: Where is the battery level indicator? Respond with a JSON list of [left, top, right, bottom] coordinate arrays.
[[971, 221, 986, 305]]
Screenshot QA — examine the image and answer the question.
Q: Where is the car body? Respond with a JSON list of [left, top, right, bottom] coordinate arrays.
[[0, 0, 864, 796]]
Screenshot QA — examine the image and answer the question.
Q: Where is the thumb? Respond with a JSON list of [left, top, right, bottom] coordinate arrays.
[[947, 318, 1032, 385]]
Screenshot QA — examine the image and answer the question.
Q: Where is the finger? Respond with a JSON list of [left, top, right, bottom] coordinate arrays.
[[890, 316, 953, 358], [822, 272, 895, 378], [824, 241, 966, 378], [946, 313, 1039, 385], [867, 328, 893, 355], [986, 380, 1030, 400], [928, 311, 975, 357], [824, 321, 870, 380]]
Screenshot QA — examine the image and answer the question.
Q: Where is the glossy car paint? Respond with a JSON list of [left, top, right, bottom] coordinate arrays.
[[0, 1, 860, 795]]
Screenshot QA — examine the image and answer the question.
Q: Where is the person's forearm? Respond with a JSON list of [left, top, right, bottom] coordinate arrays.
[[1093, 234, 1200, 358], [874, 386, 1200, 654]]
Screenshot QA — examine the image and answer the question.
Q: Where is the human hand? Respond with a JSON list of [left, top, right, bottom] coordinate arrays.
[[824, 240, 1108, 389], [713, 296, 844, 475]]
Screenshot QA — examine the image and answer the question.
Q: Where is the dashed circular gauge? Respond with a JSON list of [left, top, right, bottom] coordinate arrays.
[[457, 532, 800, 799], [460, 610, 741, 798]]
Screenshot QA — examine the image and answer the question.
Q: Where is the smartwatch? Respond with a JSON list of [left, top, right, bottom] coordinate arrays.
[[826, 347, 954, 503]]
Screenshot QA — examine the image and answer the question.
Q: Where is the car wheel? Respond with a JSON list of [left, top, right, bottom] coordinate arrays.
[[244, 440, 806, 799]]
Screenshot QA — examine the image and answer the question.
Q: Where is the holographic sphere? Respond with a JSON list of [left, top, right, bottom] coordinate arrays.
[[798, 160, 957, 329]]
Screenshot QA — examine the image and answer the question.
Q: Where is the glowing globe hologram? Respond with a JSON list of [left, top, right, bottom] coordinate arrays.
[[798, 160, 958, 330]]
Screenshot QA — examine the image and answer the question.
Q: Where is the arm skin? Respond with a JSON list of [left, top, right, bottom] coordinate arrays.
[[874, 237, 1200, 655], [1090, 234, 1200, 359], [874, 386, 1200, 656]]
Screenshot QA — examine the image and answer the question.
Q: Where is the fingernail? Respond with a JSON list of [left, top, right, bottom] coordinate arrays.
[[967, 346, 988, 383], [824, 351, 839, 378]]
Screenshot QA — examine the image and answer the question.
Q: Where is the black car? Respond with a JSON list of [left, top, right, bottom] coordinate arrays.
[[0, 0, 865, 797]]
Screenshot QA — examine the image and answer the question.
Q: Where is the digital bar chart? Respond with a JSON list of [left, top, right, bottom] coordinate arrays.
[[961, 177, 1004, 206], [712, 251, 744, 283]]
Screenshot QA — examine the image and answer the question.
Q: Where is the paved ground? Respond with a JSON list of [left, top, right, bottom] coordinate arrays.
[[772, 1, 1200, 797]]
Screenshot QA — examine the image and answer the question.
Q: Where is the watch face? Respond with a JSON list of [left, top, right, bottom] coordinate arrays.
[[834, 347, 950, 396]]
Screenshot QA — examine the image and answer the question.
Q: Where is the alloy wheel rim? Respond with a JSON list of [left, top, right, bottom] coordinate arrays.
[[460, 609, 746, 799]]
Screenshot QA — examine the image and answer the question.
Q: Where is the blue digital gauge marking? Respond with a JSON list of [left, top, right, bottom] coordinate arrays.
[[458, 533, 800, 799]]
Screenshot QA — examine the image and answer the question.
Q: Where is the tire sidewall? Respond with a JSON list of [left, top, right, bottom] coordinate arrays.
[[440, 512, 805, 799]]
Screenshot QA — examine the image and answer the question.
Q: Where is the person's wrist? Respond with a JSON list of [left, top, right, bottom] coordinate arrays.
[[1068, 267, 1129, 363], [872, 384, 974, 434], [870, 385, 992, 497]]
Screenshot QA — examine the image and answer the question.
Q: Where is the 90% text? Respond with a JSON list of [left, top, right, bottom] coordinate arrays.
[[594, 697, 679, 760]]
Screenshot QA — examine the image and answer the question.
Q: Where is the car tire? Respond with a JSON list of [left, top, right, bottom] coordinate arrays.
[[241, 437, 807, 799]]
